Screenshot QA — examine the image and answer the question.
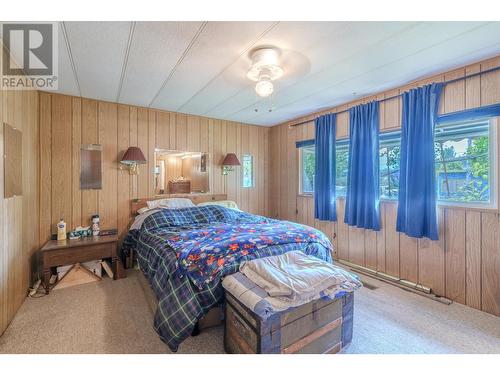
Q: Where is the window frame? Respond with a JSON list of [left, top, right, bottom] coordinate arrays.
[[241, 154, 255, 188], [296, 117, 498, 210], [298, 146, 315, 196], [379, 130, 401, 201], [297, 139, 350, 197], [378, 117, 498, 209], [433, 116, 497, 210], [335, 138, 349, 197]]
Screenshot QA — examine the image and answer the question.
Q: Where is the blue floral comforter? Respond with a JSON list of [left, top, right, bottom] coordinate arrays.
[[122, 205, 332, 352]]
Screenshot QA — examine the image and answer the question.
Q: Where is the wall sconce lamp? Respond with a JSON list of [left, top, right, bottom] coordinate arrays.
[[222, 153, 241, 175], [120, 147, 147, 175]]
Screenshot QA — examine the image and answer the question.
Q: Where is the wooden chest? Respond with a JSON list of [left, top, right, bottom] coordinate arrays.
[[168, 180, 191, 194], [224, 291, 353, 354]]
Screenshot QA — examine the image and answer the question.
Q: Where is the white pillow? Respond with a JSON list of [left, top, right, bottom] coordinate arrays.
[[197, 200, 239, 210], [137, 206, 151, 214], [146, 198, 169, 209], [147, 198, 195, 209]]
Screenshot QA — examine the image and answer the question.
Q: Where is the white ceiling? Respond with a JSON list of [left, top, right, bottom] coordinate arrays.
[[46, 22, 500, 125]]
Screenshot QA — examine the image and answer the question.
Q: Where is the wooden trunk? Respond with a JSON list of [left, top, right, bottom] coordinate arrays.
[[168, 180, 191, 194], [224, 291, 354, 354]]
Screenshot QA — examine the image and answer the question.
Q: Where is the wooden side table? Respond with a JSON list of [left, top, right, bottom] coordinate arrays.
[[39, 235, 125, 294]]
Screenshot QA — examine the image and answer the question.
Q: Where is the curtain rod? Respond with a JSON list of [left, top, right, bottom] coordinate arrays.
[[289, 65, 500, 127]]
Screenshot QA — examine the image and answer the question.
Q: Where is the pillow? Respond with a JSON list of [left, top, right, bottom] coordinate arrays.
[[147, 197, 195, 209], [137, 206, 151, 214], [197, 200, 239, 210]]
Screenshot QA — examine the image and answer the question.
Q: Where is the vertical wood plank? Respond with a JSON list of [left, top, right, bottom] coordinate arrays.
[[443, 69, 466, 113], [336, 105, 349, 139], [98, 102, 118, 230], [240, 125, 250, 213], [148, 110, 156, 196], [264, 127, 270, 216], [336, 199, 349, 261], [480, 57, 500, 106], [156, 111, 170, 149], [400, 234, 418, 283], [226, 122, 238, 203], [279, 124, 288, 220], [249, 125, 260, 215], [445, 209, 466, 304], [481, 212, 500, 316], [186, 115, 200, 152], [257, 126, 266, 216], [376, 203, 386, 272], [418, 208, 445, 296], [269, 125, 280, 218], [129, 107, 138, 200], [175, 113, 187, 151], [137, 108, 149, 198], [465, 63, 481, 109], [51, 94, 72, 230], [465, 211, 481, 310], [364, 229, 377, 270], [117, 105, 130, 237], [81, 99, 98, 226], [167, 112, 176, 149], [156, 111, 170, 150], [71, 98, 82, 229], [200, 117, 209, 153], [383, 90, 400, 130], [348, 227, 365, 266], [384, 202, 400, 277], [211, 119, 222, 194], [39, 93, 52, 242]]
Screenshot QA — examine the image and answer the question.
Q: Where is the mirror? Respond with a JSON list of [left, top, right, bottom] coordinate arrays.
[[154, 150, 209, 195], [80, 144, 102, 189], [4, 123, 22, 198]]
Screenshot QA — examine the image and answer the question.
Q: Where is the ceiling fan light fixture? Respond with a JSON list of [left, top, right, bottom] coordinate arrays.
[[248, 47, 283, 99], [255, 78, 274, 98], [247, 47, 284, 82]]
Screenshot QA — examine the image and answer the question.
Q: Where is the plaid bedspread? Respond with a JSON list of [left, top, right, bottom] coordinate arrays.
[[121, 206, 332, 352]]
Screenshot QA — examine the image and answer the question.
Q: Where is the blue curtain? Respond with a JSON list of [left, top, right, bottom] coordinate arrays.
[[314, 114, 337, 221], [344, 102, 380, 230], [396, 83, 443, 240]]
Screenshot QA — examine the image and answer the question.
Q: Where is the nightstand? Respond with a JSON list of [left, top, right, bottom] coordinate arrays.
[[39, 235, 125, 294]]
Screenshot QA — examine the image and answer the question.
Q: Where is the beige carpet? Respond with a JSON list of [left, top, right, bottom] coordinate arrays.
[[0, 270, 499, 354]]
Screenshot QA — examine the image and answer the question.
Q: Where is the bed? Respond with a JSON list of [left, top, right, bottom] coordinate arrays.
[[122, 196, 333, 352]]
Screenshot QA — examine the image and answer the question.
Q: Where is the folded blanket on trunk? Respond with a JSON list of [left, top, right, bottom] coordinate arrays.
[[238, 251, 362, 309]]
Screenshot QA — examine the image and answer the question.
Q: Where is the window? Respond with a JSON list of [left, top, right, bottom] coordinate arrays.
[[242, 154, 254, 188], [378, 118, 496, 207], [434, 119, 495, 206], [379, 132, 401, 199], [297, 118, 497, 208], [299, 146, 315, 194], [336, 140, 349, 196], [298, 141, 350, 195]]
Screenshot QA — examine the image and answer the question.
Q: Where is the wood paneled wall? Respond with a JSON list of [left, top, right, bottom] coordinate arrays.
[[269, 55, 500, 317], [38, 93, 270, 243], [0, 46, 40, 334]]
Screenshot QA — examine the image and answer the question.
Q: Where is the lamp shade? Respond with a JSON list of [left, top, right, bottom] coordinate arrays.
[[120, 147, 147, 165], [222, 153, 241, 166]]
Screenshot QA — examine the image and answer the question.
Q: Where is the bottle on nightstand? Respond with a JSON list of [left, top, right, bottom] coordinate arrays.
[[57, 218, 67, 241]]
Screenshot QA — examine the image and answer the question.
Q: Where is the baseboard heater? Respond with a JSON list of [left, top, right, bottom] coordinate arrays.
[[337, 259, 452, 305]]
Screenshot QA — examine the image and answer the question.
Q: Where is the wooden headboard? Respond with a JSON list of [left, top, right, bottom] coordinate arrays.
[[131, 194, 228, 216]]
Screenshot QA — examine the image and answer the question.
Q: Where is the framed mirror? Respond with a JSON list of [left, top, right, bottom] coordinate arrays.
[[80, 144, 102, 190], [4, 123, 22, 198], [154, 149, 209, 195]]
